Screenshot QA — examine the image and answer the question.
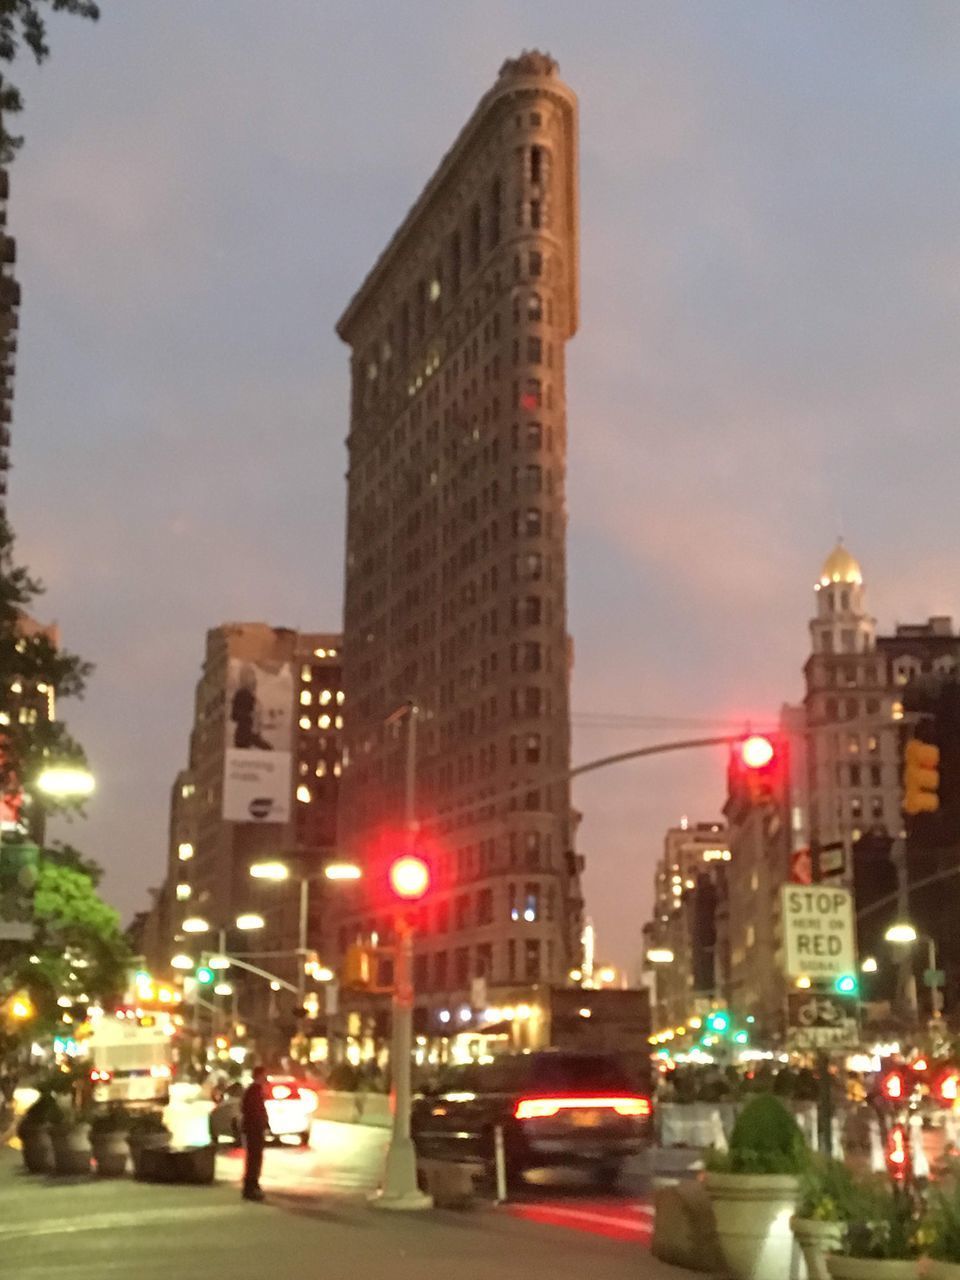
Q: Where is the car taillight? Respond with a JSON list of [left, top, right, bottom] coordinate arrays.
[[515, 1095, 652, 1121], [90, 1069, 112, 1083]]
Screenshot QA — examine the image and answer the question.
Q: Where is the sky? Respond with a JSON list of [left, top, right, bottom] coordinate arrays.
[[6, 1, 960, 973]]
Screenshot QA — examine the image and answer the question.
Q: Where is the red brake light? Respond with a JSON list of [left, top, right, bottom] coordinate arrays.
[[886, 1124, 910, 1182], [90, 1069, 112, 1083], [515, 1095, 651, 1121], [882, 1070, 905, 1101]]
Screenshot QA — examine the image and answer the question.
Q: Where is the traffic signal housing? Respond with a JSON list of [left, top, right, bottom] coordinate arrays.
[[729, 735, 787, 808], [195, 965, 214, 986], [903, 737, 940, 816]]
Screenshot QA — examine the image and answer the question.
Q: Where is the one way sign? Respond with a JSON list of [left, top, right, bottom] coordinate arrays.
[[781, 885, 856, 979]]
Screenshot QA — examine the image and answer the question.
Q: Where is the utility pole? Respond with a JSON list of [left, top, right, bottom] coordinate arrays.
[[892, 838, 920, 1025], [375, 701, 431, 1211]]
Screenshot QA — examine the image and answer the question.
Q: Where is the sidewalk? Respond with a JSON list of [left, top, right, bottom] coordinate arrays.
[[0, 1147, 697, 1280]]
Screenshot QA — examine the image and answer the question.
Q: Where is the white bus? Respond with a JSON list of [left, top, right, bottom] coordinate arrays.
[[87, 1016, 173, 1106]]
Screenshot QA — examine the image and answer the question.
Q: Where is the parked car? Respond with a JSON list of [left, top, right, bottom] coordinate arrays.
[[208, 1076, 319, 1147], [411, 1050, 652, 1188]]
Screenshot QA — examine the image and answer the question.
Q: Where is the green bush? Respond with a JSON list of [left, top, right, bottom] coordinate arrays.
[[922, 1162, 960, 1262], [840, 1177, 918, 1260], [796, 1155, 859, 1222], [707, 1093, 808, 1175]]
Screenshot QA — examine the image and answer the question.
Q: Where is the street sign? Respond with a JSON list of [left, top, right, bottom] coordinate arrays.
[[924, 969, 946, 989], [817, 841, 845, 880], [790, 848, 813, 885], [786, 990, 859, 1049], [781, 885, 856, 979]]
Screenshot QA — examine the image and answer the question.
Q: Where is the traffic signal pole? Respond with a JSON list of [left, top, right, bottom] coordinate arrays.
[[375, 701, 431, 1211]]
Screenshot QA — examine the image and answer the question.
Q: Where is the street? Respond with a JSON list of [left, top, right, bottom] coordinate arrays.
[[0, 1129, 680, 1280]]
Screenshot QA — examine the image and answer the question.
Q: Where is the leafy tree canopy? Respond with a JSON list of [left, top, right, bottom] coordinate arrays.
[[0, 0, 99, 162]]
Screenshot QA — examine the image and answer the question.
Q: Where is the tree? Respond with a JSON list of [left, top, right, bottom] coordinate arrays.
[[0, 516, 92, 825], [0, 0, 99, 163], [0, 846, 129, 1064]]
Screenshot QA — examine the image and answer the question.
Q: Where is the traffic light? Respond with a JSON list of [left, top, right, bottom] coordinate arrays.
[[388, 854, 431, 901], [903, 737, 940, 816], [933, 1066, 960, 1105], [342, 943, 373, 989], [706, 1010, 730, 1035], [195, 965, 214, 986], [834, 974, 858, 996], [730, 735, 786, 808]]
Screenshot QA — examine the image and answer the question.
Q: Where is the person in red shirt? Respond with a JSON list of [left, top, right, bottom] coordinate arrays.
[[241, 1065, 271, 1201]]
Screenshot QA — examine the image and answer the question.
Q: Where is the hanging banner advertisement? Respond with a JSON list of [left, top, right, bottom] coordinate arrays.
[[223, 658, 293, 823]]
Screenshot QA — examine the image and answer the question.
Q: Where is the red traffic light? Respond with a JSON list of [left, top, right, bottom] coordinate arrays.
[[389, 854, 431, 901], [741, 735, 775, 769], [934, 1068, 960, 1104]]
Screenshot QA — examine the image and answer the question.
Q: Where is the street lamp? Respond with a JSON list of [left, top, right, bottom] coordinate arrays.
[[646, 949, 674, 965], [171, 953, 193, 970], [235, 913, 265, 931], [181, 916, 210, 934], [249, 861, 289, 881], [324, 861, 362, 881], [885, 922, 942, 1021], [35, 766, 96, 798], [885, 923, 918, 945], [862, 956, 879, 974]]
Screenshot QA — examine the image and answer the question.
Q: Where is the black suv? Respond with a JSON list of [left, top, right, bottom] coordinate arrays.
[[411, 1050, 652, 1188]]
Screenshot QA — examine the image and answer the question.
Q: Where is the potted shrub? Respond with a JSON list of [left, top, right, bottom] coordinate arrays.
[[51, 1107, 93, 1176], [90, 1107, 131, 1178], [16, 1092, 63, 1174], [920, 1160, 960, 1280], [127, 1109, 171, 1177], [792, 1156, 856, 1280], [705, 1093, 809, 1280], [826, 1175, 919, 1280]]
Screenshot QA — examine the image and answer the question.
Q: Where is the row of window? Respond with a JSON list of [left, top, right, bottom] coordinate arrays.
[[412, 937, 552, 991]]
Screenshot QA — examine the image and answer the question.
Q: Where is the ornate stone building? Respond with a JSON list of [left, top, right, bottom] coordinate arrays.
[[335, 53, 585, 1022]]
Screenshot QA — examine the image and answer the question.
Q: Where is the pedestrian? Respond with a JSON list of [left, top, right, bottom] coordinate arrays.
[[241, 1065, 271, 1202]]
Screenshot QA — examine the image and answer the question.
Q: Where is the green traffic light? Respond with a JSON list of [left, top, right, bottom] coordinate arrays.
[[706, 1010, 730, 1034], [733, 1030, 749, 1045], [834, 974, 858, 996], [196, 966, 214, 985]]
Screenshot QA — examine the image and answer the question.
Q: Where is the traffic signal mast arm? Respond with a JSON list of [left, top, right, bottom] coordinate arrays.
[[205, 952, 299, 995]]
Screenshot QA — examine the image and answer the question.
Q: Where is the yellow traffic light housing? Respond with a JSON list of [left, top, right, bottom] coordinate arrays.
[[903, 738, 940, 815], [341, 942, 394, 993]]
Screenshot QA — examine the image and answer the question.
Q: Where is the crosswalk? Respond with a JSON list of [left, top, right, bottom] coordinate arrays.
[[506, 1198, 654, 1244]]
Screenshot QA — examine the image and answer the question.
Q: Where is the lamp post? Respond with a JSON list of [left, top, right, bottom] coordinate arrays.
[[375, 700, 432, 1211], [884, 922, 943, 1024]]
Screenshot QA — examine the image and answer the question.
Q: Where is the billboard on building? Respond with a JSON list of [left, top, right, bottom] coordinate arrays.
[[223, 658, 293, 823]]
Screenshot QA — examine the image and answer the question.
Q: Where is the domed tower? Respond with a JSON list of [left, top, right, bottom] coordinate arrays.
[[810, 541, 875, 657]]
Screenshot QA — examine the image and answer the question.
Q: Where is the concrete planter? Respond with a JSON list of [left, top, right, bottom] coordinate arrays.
[[91, 1130, 130, 1178], [826, 1256, 917, 1280], [705, 1171, 800, 1280], [792, 1217, 846, 1280], [52, 1121, 92, 1176], [20, 1123, 55, 1174], [129, 1129, 172, 1179]]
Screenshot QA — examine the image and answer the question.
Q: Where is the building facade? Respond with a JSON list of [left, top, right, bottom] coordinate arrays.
[[642, 821, 729, 1035], [0, 167, 17, 513], [153, 623, 344, 1040], [334, 52, 585, 1026]]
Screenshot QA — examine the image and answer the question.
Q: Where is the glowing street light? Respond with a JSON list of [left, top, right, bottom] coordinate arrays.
[[885, 923, 919, 945], [235, 913, 265, 931], [646, 948, 675, 965], [171, 953, 193, 970], [324, 861, 362, 882], [249, 861, 290, 881], [35, 766, 96, 798], [181, 916, 210, 934], [862, 956, 879, 973]]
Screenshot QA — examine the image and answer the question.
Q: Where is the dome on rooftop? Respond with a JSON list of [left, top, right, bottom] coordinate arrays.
[[818, 541, 863, 588]]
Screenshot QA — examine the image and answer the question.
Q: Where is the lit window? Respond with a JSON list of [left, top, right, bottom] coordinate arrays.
[[315, 761, 327, 777], [335, 715, 344, 729], [319, 714, 331, 729], [300, 690, 312, 706], [296, 785, 311, 804], [429, 278, 441, 302], [336, 691, 345, 706], [314, 648, 327, 658], [299, 716, 311, 730], [0, 713, 9, 727], [300, 665, 312, 682], [176, 883, 191, 901], [181, 783, 195, 799], [177, 843, 194, 861], [333, 762, 342, 777], [328, 649, 338, 658], [319, 690, 332, 706], [892, 702, 904, 721]]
